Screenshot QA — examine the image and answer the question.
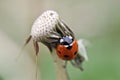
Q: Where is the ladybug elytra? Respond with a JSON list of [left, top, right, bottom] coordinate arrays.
[[56, 36, 78, 60]]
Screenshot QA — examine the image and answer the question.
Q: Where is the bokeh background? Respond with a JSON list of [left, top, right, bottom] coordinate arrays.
[[0, 0, 120, 80]]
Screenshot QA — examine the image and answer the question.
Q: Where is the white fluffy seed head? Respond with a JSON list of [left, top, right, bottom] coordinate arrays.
[[31, 10, 59, 41]]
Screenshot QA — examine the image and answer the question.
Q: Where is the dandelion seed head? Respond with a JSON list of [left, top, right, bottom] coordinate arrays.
[[31, 10, 59, 41]]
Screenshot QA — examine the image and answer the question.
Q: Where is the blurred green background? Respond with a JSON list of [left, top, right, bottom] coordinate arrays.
[[0, 0, 120, 80]]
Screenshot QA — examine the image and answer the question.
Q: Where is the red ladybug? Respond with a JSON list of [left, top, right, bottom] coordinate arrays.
[[56, 36, 78, 60]]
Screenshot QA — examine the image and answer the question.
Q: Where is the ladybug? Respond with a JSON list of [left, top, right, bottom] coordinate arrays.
[[56, 36, 78, 60]]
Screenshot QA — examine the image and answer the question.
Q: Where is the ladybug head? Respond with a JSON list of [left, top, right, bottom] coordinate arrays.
[[60, 36, 73, 49], [56, 36, 78, 60]]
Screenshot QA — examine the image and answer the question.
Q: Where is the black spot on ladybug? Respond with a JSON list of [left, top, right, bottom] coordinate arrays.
[[64, 55, 69, 58], [74, 51, 77, 55], [58, 51, 61, 54]]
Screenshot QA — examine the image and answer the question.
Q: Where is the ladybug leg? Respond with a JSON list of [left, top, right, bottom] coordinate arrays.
[[33, 40, 39, 56]]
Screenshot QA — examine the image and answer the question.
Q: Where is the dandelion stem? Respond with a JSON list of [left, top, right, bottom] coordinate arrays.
[[51, 50, 69, 80]]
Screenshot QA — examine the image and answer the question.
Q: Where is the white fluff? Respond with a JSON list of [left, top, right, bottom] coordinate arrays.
[[77, 39, 88, 61]]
